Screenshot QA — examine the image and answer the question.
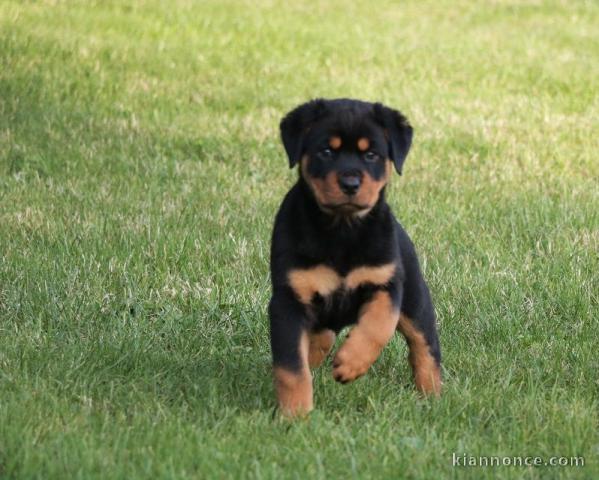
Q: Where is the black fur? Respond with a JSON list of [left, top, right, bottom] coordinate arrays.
[[270, 98, 441, 383]]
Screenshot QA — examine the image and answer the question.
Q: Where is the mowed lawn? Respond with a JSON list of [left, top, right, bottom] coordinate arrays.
[[1, 1, 598, 478]]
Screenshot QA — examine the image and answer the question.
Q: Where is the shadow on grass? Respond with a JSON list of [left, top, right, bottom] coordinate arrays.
[[79, 330, 275, 415]]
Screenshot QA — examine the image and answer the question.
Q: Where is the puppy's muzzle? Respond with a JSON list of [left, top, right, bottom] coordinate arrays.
[[338, 170, 362, 196]]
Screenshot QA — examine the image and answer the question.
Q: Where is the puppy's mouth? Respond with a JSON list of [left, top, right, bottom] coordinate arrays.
[[321, 202, 371, 215]]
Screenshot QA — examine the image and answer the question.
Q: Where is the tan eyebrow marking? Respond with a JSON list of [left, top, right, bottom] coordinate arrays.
[[357, 137, 370, 151], [329, 136, 342, 149]]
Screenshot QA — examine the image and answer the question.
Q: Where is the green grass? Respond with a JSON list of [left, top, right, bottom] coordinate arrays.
[[1, 0, 598, 478]]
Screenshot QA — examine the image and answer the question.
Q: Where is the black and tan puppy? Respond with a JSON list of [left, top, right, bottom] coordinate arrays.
[[269, 98, 441, 417]]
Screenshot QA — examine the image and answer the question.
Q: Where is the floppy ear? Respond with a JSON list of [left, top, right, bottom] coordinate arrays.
[[280, 99, 326, 168], [373, 103, 413, 175]]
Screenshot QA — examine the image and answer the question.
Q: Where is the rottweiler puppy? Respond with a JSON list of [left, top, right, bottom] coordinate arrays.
[[269, 98, 441, 417]]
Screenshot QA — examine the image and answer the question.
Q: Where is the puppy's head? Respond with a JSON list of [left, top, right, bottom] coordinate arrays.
[[280, 98, 413, 217]]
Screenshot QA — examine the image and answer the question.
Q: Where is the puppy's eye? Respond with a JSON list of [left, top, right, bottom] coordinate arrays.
[[364, 151, 379, 163], [319, 148, 334, 159]]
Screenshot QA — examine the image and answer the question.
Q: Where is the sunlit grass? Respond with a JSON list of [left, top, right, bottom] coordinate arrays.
[[0, 1, 597, 478]]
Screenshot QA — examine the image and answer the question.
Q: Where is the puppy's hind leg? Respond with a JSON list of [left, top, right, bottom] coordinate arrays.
[[308, 329, 336, 368], [397, 310, 442, 396]]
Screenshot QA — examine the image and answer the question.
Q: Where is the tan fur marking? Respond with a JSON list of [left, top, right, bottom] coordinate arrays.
[[289, 264, 395, 303], [333, 291, 399, 382], [397, 314, 442, 396], [300, 154, 309, 170], [308, 172, 346, 210], [345, 263, 395, 290], [274, 332, 313, 417], [301, 157, 346, 210], [357, 137, 370, 151], [312, 170, 346, 206], [308, 329, 336, 368], [329, 136, 342, 149], [353, 171, 388, 211], [288, 265, 341, 304], [301, 155, 387, 217]]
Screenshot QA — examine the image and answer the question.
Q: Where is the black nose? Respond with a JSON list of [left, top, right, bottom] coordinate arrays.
[[338, 170, 362, 195]]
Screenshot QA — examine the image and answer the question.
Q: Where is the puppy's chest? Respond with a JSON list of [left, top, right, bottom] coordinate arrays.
[[287, 263, 396, 306]]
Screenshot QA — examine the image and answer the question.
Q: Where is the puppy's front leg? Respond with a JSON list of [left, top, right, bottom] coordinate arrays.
[[269, 287, 312, 417], [333, 290, 399, 383]]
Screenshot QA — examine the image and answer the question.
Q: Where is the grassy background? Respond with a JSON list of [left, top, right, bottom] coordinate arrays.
[[1, 0, 597, 478]]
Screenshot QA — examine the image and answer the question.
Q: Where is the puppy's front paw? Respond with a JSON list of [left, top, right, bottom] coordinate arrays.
[[332, 337, 378, 383]]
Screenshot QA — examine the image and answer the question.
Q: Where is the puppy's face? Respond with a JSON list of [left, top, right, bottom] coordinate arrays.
[[301, 121, 392, 216], [280, 99, 413, 217]]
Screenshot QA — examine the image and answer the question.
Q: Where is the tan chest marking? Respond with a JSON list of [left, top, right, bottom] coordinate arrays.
[[345, 263, 396, 290], [287, 266, 342, 304], [287, 263, 396, 304]]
